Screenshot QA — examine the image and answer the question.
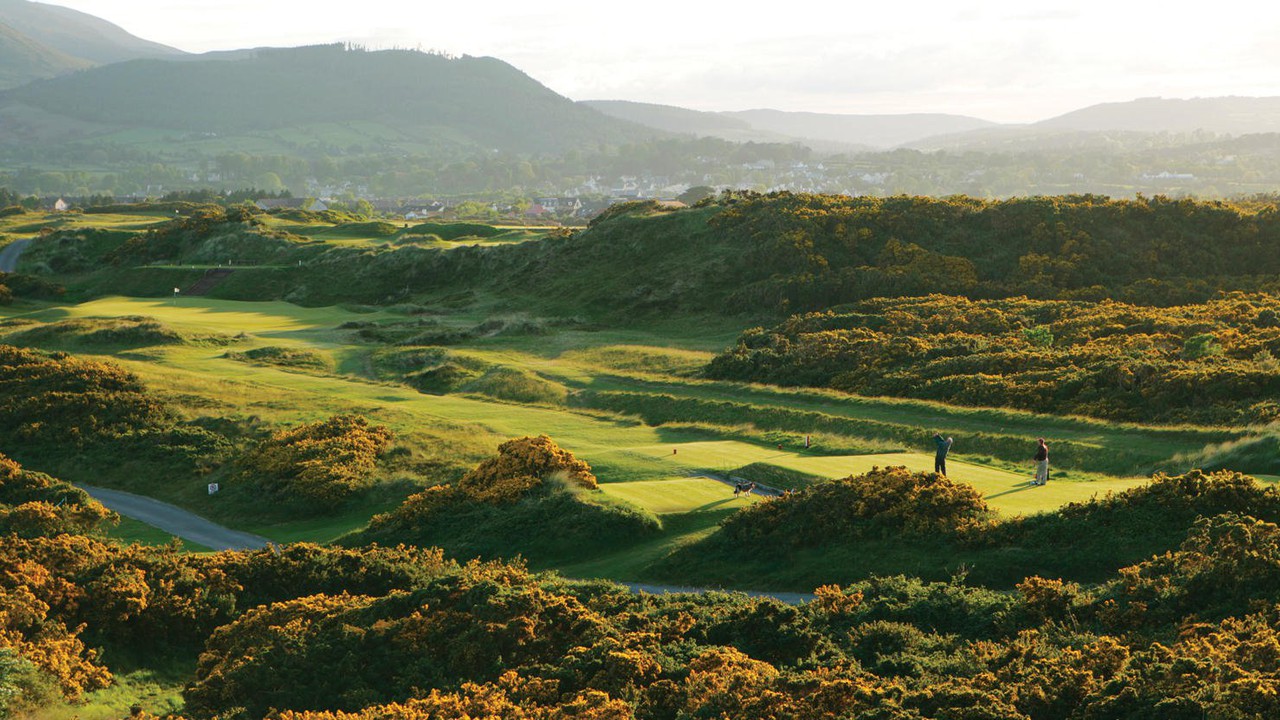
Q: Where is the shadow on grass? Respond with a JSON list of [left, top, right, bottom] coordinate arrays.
[[985, 482, 1038, 500], [689, 498, 738, 513]]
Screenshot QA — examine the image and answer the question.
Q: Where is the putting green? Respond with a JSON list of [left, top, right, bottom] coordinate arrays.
[[615, 440, 1146, 516], [599, 476, 760, 514]]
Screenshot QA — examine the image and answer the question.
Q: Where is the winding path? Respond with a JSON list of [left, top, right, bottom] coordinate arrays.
[[78, 484, 271, 551], [0, 239, 31, 273]]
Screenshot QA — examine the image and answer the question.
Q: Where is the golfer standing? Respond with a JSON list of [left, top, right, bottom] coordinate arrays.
[[1032, 438, 1049, 486], [933, 433, 953, 475]]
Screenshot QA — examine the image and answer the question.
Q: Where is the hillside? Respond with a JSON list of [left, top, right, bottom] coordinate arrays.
[[0, 20, 90, 89], [583, 99, 843, 148], [1037, 95, 1280, 135], [10, 203, 1280, 720], [586, 100, 996, 150], [0, 44, 660, 153], [913, 96, 1280, 152], [0, 0, 182, 65], [725, 108, 998, 148], [583, 99, 756, 136]]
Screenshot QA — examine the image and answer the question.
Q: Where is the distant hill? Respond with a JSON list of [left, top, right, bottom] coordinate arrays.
[[1036, 96, 1280, 135], [586, 100, 997, 150], [0, 20, 90, 88], [0, 44, 660, 153], [583, 100, 752, 135], [583, 99, 815, 146], [911, 97, 1280, 152], [724, 109, 998, 149], [0, 0, 181, 65]]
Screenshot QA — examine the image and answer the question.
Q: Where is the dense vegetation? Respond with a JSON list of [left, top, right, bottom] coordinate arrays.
[[0, 452, 460, 713], [0, 271, 62, 306], [698, 192, 1280, 311], [659, 467, 1280, 588], [0, 343, 230, 487], [8, 454, 1280, 719], [8, 193, 1280, 719], [356, 436, 659, 566], [235, 415, 395, 511], [27, 193, 1280, 317], [707, 294, 1280, 424]]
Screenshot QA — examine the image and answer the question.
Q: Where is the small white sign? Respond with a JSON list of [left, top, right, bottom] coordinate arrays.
[[208, 483, 220, 495]]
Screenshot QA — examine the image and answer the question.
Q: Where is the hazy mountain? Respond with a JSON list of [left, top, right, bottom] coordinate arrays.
[[905, 97, 1280, 153], [0, 44, 660, 153], [0, 0, 182, 65], [1036, 96, 1280, 135], [585, 100, 995, 151], [0, 21, 90, 88], [584, 100, 754, 136], [584, 99, 874, 151], [725, 109, 999, 149]]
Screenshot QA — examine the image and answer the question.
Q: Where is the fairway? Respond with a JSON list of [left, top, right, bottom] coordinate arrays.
[[11, 296, 392, 336]]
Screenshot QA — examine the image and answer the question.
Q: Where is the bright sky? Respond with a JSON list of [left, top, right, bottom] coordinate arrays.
[[45, 0, 1280, 123]]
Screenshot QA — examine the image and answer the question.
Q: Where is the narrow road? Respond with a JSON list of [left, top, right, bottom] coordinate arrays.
[[0, 239, 31, 273], [78, 484, 271, 551]]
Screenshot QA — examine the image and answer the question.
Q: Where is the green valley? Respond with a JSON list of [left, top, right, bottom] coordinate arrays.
[[6, 192, 1280, 719]]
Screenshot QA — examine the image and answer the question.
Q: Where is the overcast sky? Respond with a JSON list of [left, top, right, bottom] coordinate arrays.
[[45, 0, 1280, 123]]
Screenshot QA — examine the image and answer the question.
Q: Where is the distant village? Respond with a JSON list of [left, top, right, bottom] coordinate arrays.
[[34, 152, 1255, 224]]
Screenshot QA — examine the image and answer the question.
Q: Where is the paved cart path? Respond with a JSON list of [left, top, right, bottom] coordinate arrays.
[[79, 484, 271, 551], [0, 239, 30, 273]]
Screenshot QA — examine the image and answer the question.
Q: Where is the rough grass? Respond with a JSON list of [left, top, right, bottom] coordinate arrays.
[[461, 367, 568, 406], [31, 661, 191, 720], [1, 316, 232, 349], [224, 345, 334, 372]]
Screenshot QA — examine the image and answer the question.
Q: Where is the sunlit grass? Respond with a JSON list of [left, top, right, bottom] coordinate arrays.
[[0, 294, 1221, 572]]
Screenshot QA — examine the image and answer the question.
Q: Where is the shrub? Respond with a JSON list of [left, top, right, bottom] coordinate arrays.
[[356, 437, 658, 565], [707, 294, 1280, 424], [0, 454, 113, 537], [0, 344, 171, 449], [717, 466, 991, 549], [237, 415, 394, 509], [1095, 512, 1280, 627]]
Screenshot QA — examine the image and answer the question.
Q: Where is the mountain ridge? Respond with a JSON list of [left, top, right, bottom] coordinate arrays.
[[0, 20, 91, 88], [589, 96, 1280, 153], [0, 0, 182, 64], [0, 44, 661, 154]]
